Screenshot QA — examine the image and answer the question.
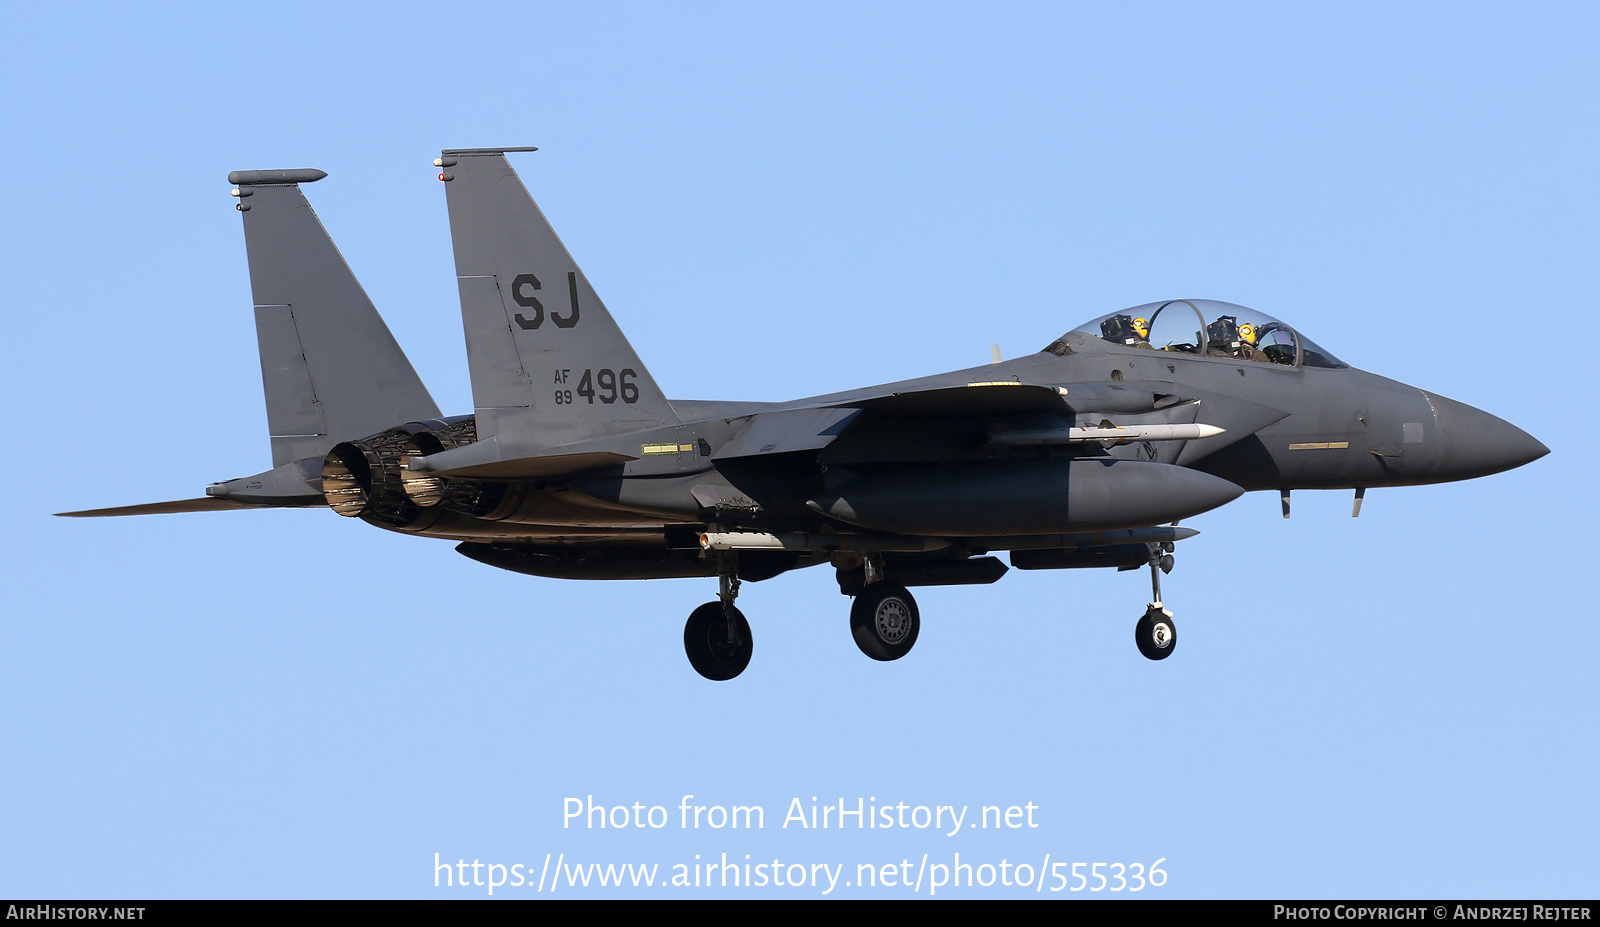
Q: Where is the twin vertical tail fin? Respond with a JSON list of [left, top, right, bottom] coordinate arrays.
[[232, 168, 441, 467], [432, 148, 677, 465], [65, 153, 658, 512]]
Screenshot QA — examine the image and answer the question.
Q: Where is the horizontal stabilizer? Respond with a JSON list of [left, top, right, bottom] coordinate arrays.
[[205, 458, 328, 506], [59, 456, 332, 517], [58, 497, 265, 517]]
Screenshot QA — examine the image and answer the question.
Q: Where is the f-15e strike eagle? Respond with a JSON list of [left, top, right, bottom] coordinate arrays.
[[60, 148, 1548, 680]]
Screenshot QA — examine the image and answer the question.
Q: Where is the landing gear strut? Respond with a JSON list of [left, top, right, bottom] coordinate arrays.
[[1135, 542, 1177, 661], [683, 555, 752, 680]]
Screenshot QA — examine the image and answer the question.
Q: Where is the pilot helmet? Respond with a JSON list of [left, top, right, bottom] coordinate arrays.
[[1100, 314, 1144, 345]]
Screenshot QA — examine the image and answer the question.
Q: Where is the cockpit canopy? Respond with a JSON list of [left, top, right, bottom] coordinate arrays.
[[1065, 299, 1346, 369]]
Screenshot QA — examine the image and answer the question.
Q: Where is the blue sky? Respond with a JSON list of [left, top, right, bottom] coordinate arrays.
[[2, 1, 1594, 898]]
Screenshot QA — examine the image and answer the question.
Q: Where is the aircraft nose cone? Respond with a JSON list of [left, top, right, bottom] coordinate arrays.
[[1426, 392, 1548, 481]]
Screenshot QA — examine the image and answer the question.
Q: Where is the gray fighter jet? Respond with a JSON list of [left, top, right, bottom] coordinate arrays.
[[60, 148, 1549, 680]]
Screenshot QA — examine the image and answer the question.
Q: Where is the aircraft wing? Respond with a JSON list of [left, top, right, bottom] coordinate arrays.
[[709, 383, 1148, 460], [795, 377, 1289, 466], [712, 407, 862, 460], [838, 382, 1070, 418], [821, 380, 1205, 419]]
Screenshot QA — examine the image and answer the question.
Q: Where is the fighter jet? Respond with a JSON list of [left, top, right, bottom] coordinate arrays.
[[59, 148, 1549, 680]]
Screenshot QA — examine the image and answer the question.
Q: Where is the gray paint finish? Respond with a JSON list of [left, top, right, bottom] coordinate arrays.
[[440, 151, 677, 457], [58, 152, 1552, 678], [234, 175, 440, 465]]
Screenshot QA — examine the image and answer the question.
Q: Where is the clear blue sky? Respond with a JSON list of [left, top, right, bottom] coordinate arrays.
[[2, 1, 1593, 898]]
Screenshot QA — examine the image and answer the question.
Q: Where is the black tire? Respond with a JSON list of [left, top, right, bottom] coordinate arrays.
[[850, 583, 920, 661], [684, 602, 752, 681], [1135, 606, 1177, 661]]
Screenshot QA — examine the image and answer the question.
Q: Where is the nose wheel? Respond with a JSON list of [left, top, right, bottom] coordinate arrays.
[[1136, 605, 1177, 660], [1136, 542, 1178, 661]]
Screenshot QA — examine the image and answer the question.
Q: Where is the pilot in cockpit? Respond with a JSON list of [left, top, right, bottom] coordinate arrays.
[[1236, 323, 1268, 363], [1100, 314, 1152, 348], [1206, 314, 1266, 362]]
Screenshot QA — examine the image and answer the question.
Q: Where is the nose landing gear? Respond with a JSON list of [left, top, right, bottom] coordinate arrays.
[[1136, 542, 1178, 661]]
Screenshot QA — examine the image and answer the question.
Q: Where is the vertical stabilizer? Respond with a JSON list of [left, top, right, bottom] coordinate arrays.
[[231, 169, 441, 466], [437, 149, 677, 457]]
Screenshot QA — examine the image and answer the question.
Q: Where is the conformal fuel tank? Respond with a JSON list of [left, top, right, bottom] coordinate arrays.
[[807, 458, 1244, 536]]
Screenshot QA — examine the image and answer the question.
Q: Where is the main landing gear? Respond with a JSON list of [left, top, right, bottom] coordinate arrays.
[[1136, 542, 1177, 661], [682, 550, 927, 680], [838, 552, 920, 662], [683, 563, 752, 680], [850, 581, 920, 662]]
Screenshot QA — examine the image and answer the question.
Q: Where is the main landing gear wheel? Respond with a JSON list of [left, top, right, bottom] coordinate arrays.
[[1135, 606, 1177, 661], [850, 582, 920, 661], [684, 602, 752, 681]]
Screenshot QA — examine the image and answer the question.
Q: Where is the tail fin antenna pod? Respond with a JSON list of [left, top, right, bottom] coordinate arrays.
[[438, 148, 678, 457], [232, 169, 442, 467]]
